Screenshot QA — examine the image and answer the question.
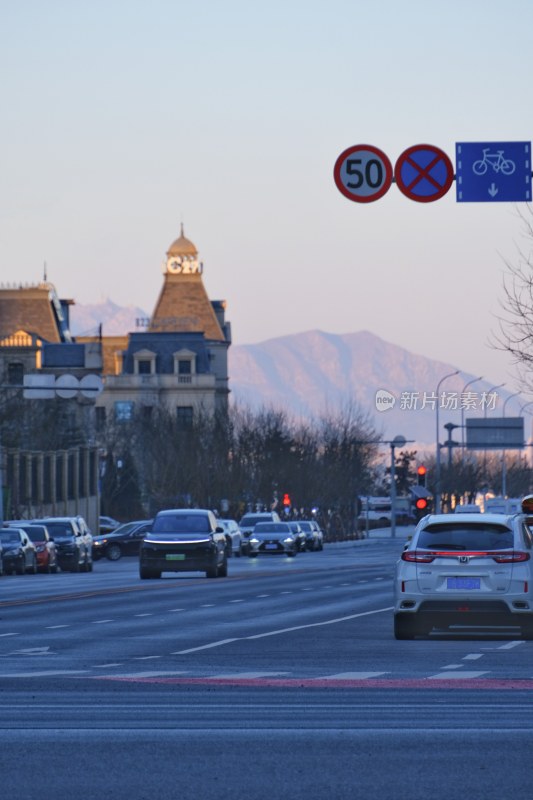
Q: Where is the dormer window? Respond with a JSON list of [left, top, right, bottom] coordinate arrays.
[[133, 349, 156, 376], [173, 348, 196, 381]]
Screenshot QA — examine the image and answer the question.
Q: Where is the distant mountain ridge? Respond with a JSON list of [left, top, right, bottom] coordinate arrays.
[[69, 302, 521, 451]]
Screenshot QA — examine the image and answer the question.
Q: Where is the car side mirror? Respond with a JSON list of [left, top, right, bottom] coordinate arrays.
[[216, 526, 224, 533]]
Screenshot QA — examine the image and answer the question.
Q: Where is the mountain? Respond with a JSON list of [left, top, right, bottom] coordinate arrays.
[[69, 303, 522, 452], [69, 299, 148, 337]]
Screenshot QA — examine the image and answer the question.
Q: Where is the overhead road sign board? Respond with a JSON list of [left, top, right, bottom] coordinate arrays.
[[466, 417, 524, 450], [456, 141, 532, 202], [333, 144, 393, 203], [394, 144, 454, 202]]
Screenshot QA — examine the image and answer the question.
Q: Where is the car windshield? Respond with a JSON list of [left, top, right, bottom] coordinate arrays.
[[42, 522, 73, 536], [417, 522, 515, 551], [254, 523, 290, 534], [241, 515, 271, 526], [25, 528, 46, 542], [152, 515, 211, 534], [0, 530, 20, 543], [298, 522, 312, 531]]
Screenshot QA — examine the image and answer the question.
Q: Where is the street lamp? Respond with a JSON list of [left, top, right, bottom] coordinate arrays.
[[502, 390, 521, 496], [435, 369, 459, 514], [461, 376, 483, 452], [484, 382, 506, 418]]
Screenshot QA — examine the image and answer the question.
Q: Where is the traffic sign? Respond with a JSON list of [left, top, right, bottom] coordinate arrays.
[[456, 141, 532, 202], [394, 144, 454, 202], [333, 144, 393, 203]]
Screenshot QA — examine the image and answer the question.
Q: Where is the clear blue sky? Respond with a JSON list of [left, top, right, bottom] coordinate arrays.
[[2, 0, 533, 387]]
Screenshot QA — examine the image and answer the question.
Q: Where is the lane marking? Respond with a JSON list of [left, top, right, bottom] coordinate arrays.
[[172, 638, 239, 655], [429, 671, 488, 679], [0, 633, 19, 638], [45, 625, 70, 629], [134, 613, 152, 617], [133, 656, 161, 661], [212, 671, 290, 679], [323, 672, 387, 680], [229, 599, 244, 603], [498, 641, 526, 650], [92, 619, 114, 624], [247, 607, 393, 640], [463, 653, 484, 661], [441, 664, 463, 670]]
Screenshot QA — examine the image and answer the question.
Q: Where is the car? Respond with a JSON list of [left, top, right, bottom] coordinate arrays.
[[6, 523, 58, 573], [298, 520, 324, 551], [218, 518, 244, 557], [239, 511, 282, 554], [99, 515, 121, 534], [92, 519, 153, 561], [248, 521, 298, 557], [33, 517, 93, 573], [287, 521, 307, 551], [394, 512, 533, 640], [139, 509, 228, 579], [0, 527, 38, 574]]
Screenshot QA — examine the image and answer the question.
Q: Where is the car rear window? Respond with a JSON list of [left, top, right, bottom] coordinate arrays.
[[417, 522, 514, 551], [153, 514, 211, 534]]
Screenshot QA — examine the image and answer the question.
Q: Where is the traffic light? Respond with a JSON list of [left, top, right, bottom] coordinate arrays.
[[415, 497, 428, 512], [283, 493, 291, 507], [417, 465, 427, 487]]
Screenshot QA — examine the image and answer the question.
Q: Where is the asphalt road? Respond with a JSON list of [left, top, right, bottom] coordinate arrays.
[[1, 536, 533, 799]]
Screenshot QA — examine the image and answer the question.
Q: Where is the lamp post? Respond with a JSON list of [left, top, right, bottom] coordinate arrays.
[[484, 382, 506, 418], [501, 391, 521, 497], [389, 435, 407, 539], [461, 375, 483, 455], [435, 369, 459, 514]]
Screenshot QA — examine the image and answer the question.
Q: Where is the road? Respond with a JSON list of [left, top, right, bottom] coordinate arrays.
[[1, 536, 533, 799]]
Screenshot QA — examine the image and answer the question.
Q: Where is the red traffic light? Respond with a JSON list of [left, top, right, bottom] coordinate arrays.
[[415, 498, 428, 511], [283, 493, 291, 506], [417, 465, 427, 476]]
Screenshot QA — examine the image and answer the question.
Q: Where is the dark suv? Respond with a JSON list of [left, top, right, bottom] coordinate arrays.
[[34, 517, 93, 573], [139, 509, 227, 579]]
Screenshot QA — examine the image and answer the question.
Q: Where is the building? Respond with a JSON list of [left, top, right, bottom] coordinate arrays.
[[84, 226, 231, 425]]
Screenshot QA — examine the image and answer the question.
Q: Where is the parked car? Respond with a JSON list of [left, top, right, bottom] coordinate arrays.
[[248, 522, 298, 557], [394, 512, 533, 639], [239, 511, 282, 554], [92, 520, 153, 561], [298, 520, 324, 551], [0, 527, 38, 574], [33, 517, 93, 573], [99, 515, 121, 534], [6, 523, 58, 573], [139, 509, 228, 579], [218, 518, 243, 557]]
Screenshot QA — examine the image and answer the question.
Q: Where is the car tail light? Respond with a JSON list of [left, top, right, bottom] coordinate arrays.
[[492, 551, 530, 563], [401, 550, 436, 563]]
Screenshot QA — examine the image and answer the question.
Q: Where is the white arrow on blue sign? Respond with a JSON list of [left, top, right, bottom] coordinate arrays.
[[456, 141, 531, 202]]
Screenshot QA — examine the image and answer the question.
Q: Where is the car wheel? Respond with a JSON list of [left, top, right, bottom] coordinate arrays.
[[16, 558, 25, 575], [206, 563, 218, 578], [71, 557, 80, 573], [394, 615, 418, 640], [106, 544, 122, 561], [87, 559, 93, 572]]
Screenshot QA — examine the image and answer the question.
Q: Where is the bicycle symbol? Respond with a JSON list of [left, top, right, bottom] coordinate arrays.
[[472, 148, 516, 176]]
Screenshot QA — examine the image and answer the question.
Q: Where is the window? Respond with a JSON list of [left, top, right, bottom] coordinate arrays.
[[7, 362, 23, 385], [177, 406, 193, 429], [115, 401, 134, 421], [95, 406, 106, 431], [178, 359, 192, 375], [137, 359, 152, 375]]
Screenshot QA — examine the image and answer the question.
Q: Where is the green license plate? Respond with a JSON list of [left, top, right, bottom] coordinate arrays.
[[166, 554, 185, 561]]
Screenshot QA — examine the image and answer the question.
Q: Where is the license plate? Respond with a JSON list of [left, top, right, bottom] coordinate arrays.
[[265, 544, 278, 550], [447, 577, 480, 590], [166, 554, 185, 561]]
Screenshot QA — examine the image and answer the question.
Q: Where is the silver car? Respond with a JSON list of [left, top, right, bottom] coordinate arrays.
[[248, 522, 298, 557], [394, 513, 533, 639]]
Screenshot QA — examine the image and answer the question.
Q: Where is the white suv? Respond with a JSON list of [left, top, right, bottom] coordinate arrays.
[[394, 513, 533, 639]]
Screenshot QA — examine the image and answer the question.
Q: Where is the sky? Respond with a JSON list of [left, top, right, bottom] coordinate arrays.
[[2, 0, 533, 391]]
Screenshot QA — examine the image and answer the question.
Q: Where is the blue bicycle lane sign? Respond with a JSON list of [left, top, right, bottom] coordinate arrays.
[[456, 141, 532, 202]]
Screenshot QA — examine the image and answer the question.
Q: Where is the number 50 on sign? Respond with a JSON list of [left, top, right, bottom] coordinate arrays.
[[333, 144, 393, 203]]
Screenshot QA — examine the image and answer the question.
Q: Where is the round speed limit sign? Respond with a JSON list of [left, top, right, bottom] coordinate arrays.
[[333, 144, 393, 203]]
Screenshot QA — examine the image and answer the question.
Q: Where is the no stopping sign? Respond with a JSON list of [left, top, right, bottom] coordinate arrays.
[[333, 144, 393, 203]]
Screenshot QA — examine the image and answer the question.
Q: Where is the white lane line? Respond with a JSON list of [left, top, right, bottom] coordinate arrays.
[[463, 653, 484, 661], [200, 604, 215, 608], [168, 608, 185, 612], [247, 607, 394, 640], [498, 640, 526, 650], [45, 625, 70, 629], [92, 619, 114, 624], [256, 594, 270, 598], [135, 613, 152, 617], [172, 638, 239, 655], [0, 670, 88, 677], [441, 664, 463, 670], [429, 671, 488, 679], [280, 591, 293, 594], [105, 671, 188, 678], [212, 671, 290, 679], [324, 672, 387, 680], [133, 656, 161, 661], [0, 633, 19, 638], [229, 599, 244, 603], [94, 663, 124, 668]]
